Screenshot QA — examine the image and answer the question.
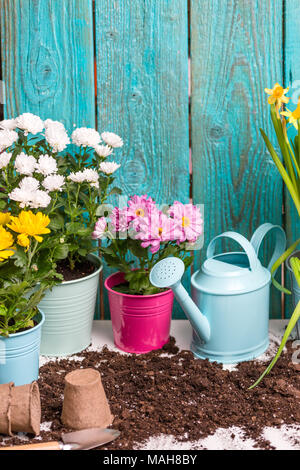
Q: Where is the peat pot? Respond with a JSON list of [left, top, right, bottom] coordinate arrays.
[[39, 254, 102, 356], [105, 271, 174, 354], [0, 310, 45, 386]]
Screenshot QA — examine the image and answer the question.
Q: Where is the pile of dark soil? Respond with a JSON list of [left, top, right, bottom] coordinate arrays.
[[0, 338, 299, 450], [56, 259, 96, 282]]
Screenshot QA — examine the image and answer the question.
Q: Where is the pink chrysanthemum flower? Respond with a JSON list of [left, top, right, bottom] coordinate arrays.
[[127, 194, 155, 219], [127, 194, 160, 232], [168, 201, 203, 243], [92, 217, 107, 239], [110, 207, 131, 233], [135, 211, 178, 253]]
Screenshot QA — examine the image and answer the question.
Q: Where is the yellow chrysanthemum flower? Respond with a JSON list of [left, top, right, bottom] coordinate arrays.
[[281, 101, 300, 129], [0, 226, 15, 262], [0, 212, 11, 226], [265, 83, 290, 106], [17, 233, 30, 248], [7, 211, 51, 246]]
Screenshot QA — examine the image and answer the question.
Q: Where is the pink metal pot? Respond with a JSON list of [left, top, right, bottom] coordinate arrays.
[[105, 271, 174, 354]]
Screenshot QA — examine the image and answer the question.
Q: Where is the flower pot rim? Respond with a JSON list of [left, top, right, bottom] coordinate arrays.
[[104, 270, 172, 298], [285, 250, 300, 272], [5, 309, 45, 339], [59, 253, 103, 286]]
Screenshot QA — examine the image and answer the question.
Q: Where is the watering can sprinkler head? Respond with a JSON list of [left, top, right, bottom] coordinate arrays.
[[149, 257, 185, 289], [149, 258, 211, 343]]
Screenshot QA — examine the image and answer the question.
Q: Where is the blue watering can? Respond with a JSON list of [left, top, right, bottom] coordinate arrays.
[[150, 223, 286, 363]]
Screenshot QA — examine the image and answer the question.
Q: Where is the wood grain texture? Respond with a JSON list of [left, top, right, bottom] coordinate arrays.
[[95, 0, 189, 318], [191, 0, 284, 318], [283, 0, 300, 317], [0, 0, 95, 132]]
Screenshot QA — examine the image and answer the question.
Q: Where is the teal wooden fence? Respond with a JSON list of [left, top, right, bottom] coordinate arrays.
[[1, 0, 299, 319]]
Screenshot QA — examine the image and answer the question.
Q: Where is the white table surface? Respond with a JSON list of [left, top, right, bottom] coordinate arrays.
[[91, 319, 292, 354]]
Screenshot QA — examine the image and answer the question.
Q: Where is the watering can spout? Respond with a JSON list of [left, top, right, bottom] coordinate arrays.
[[149, 257, 211, 343], [172, 283, 211, 343]]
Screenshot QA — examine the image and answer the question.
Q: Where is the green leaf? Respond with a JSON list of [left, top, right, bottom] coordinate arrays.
[[65, 222, 83, 234], [249, 300, 300, 389], [78, 248, 88, 257], [77, 227, 92, 237], [128, 239, 148, 259], [13, 248, 27, 268], [48, 214, 65, 230], [53, 244, 69, 260], [270, 238, 300, 294], [260, 129, 300, 217], [290, 257, 300, 288]]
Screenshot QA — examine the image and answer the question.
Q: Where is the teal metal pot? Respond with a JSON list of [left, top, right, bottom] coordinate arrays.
[[0, 310, 44, 386], [286, 250, 300, 338], [39, 254, 102, 356]]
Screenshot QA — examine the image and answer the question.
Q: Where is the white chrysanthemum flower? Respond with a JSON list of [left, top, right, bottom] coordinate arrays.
[[0, 119, 17, 130], [42, 174, 65, 192], [15, 113, 44, 135], [44, 120, 70, 152], [71, 127, 101, 148], [14, 152, 37, 175], [35, 154, 57, 176], [68, 171, 86, 183], [91, 181, 99, 189], [8, 188, 33, 208], [19, 176, 40, 192], [0, 152, 12, 169], [44, 119, 65, 130], [101, 132, 123, 148], [94, 144, 113, 158], [29, 190, 51, 209], [0, 129, 18, 152], [99, 161, 121, 175], [82, 168, 99, 183]]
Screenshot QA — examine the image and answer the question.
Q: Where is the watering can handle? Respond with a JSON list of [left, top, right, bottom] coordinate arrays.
[[250, 223, 286, 272], [206, 231, 259, 271]]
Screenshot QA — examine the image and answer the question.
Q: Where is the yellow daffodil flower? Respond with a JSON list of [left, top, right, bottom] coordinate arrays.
[[281, 101, 300, 129], [7, 211, 51, 247], [265, 83, 290, 106], [0, 226, 15, 262], [0, 212, 11, 226]]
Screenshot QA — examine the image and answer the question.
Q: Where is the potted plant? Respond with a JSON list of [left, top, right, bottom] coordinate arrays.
[[251, 83, 300, 387], [0, 114, 123, 356], [92, 195, 203, 353], [0, 210, 55, 386]]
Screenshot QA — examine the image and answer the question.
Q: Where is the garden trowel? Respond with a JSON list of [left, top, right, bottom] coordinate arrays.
[[0, 427, 120, 450]]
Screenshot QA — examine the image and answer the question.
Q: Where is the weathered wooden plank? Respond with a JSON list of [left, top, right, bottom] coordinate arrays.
[[191, 0, 284, 318], [95, 0, 190, 318], [0, 0, 98, 314], [0, 0, 95, 132], [283, 0, 300, 317]]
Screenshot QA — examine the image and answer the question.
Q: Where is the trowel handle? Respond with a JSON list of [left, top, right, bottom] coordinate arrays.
[[250, 223, 286, 272], [0, 441, 61, 450], [172, 283, 210, 343]]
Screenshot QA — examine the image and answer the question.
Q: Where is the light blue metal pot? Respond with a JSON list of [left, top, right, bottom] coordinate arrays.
[[0, 310, 44, 386], [286, 250, 300, 338], [150, 223, 286, 363], [39, 254, 102, 357]]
